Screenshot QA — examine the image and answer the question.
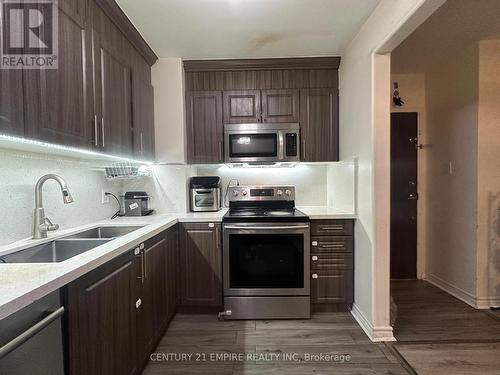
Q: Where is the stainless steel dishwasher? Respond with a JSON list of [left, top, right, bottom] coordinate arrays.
[[0, 291, 65, 375]]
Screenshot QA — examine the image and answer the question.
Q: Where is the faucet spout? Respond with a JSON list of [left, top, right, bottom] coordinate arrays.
[[33, 174, 74, 239]]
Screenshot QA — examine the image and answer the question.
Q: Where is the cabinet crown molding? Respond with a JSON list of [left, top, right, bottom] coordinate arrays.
[[95, 0, 158, 66], [183, 57, 341, 72]]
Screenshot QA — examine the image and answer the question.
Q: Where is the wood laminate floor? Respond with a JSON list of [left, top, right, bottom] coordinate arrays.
[[143, 281, 500, 374], [390, 280, 500, 374], [143, 313, 411, 374], [391, 280, 500, 342]]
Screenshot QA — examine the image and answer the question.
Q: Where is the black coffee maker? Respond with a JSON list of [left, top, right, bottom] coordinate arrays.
[[124, 191, 153, 216]]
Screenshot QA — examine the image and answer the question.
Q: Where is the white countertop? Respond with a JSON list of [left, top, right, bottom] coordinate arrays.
[[0, 207, 354, 320], [297, 206, 357, 220]]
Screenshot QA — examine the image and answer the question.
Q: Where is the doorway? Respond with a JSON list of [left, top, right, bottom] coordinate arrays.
[[390, 112, 418, 279]]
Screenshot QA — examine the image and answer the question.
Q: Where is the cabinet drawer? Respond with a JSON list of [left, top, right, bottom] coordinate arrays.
[[311, 220, 353, 236], [311, 270, 353, 304], [311, 236, 353, 253], [311, 253, 353, 270]]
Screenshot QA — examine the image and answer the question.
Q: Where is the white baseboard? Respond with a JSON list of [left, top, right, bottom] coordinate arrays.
[[350, 303, 395, 342], [425, 273, 477, 308]]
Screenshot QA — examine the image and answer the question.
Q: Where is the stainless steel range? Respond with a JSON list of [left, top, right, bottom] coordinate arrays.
[[220, 185, 310, 320]]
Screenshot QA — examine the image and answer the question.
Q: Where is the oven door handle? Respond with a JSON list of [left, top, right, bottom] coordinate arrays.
[[224, 225, 310, 230]]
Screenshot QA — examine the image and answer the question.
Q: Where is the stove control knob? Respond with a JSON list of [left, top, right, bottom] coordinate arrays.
[[232, 190, 239, 197], [242, 190, 247, 196], [285, 189, 292, 196], [276, 189, 283, 197]]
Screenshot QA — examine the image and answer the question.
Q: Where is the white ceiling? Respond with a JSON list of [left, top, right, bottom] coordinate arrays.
[[392, 0, 500, 74], [116, 0, 380, 59]]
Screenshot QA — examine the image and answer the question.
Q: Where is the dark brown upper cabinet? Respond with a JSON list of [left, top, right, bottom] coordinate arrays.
[[91, 3, 134, 156], [223, 90, 261, 124], [24, 4, 93, 149], [300, 87, 339, 162], [0, 70, 24, 136], [184, 58, 340, 163], [132, 76, 155, 160], [261, 89, 299, 123], [186, 91, 223, 164], [2, 0, 157, 159]]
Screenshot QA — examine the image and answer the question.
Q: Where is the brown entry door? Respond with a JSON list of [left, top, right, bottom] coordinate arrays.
[[390, 112, 418, 279]]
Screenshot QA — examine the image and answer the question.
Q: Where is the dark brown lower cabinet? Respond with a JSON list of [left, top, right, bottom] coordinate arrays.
[[65, 250, 139, 375], [310, 219, 354, 312], [65, 226, 179, 375], [179, 223, 222, 312]]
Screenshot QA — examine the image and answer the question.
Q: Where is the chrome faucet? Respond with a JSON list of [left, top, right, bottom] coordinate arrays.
[[33, 174, 74, 239]]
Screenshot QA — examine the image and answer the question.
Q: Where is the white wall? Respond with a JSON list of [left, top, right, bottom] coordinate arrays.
[[339, 0, 444, 341], [152, 58, 186, 164], [424, 43, 479, 301], [390, 73, 427, 278], [477, 40, 500, 307], [0, 149, 123, 246]]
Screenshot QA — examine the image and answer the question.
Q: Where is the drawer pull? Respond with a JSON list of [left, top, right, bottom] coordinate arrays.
[[312, 255, 318, 261], [312, 241, 318, 246], [320, 225, 344, 230], [321, 244, 345, 248], [312, 273, 318, 279]]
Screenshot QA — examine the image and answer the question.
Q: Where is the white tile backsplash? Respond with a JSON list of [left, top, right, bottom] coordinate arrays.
[[130, 162, 357, 214], [0, 149, 123, 245]]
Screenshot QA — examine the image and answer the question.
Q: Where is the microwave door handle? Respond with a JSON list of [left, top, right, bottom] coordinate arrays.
[[278, 131, 284, 160]]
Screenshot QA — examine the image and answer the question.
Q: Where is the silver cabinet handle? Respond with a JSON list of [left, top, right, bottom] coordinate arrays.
[[0, 307, 64, 359], [320, 226, 344, 230], [302, 140, 306, 160], [321, 244, 345, 248], [312, 255, 318, 261], [140, 132, 144, 156], [218, 141, 223, 162], [312, 241, 318, 246], [135, 247, 144, 284], [215, 227, 220, 249], [93, 115, 99, 146], [408, 193, 418, 200], [101, 117, 105, 148], [312, 273, 318, 279]]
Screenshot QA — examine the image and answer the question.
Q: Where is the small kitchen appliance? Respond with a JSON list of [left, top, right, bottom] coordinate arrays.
[[224, 123, 300, 165], [189, 176, 221, 212], [221, 185, 310, 320], [124, 191, 153, 216]]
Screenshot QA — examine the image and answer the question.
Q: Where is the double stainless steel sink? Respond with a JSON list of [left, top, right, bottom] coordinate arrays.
[[0, 226, 143, 264]]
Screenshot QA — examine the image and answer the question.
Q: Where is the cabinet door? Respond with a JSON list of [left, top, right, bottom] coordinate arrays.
[[136, 238, 166, 368], [165, 225, 179, 322], [92, 4, 133, 156], [65, 253, 138, 375], [300, 88, 339, 162], [311, 270, 353, 304], [24, 5, 93, 148], [132, 77, 155, 160], [186, 91, 223, 163], [0, 70, 24, 136], [179, 223, 222, 308], [223, 90, 261, 124], [262, 89, 299, 123]]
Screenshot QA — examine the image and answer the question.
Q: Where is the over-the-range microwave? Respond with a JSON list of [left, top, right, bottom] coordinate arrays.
[[224, 123, 300, 165]]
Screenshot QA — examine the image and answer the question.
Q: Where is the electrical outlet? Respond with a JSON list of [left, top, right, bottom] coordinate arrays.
[[101, 190, 110, 204]]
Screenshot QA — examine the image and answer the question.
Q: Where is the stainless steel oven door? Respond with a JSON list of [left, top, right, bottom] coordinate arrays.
[[223, 222, 310, 296]]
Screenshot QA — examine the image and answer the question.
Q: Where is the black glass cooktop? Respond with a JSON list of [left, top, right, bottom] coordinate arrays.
[[223, 208, 309, 223]]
